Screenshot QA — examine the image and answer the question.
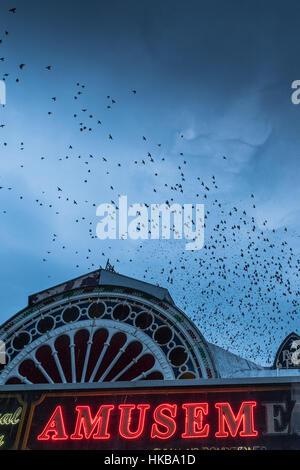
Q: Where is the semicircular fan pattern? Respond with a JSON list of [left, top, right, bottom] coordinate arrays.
[[0, 289, 217, 384]]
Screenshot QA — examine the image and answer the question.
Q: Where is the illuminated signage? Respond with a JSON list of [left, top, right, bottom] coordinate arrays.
[[0, 395, 26, 449], [18, 383, 300, 450], [35, 401, 257, 442]]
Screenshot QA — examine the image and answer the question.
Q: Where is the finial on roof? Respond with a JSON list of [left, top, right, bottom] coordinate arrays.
[[105, 259, 115, 272]]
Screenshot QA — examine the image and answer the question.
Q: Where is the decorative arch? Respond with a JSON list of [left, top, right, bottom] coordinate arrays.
[[0, 283, 218, 384]]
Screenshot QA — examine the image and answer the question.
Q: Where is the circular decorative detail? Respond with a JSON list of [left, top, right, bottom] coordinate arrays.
[[88, 302, 105, 319], [12, 332, 30, 351], [62, 306, 80, 323], [135, 312, 153, 330], [37, 316, 54, 334], [169, 347, 187, 366], [154, 326, 173, 345], [113, 304, 130, 321]]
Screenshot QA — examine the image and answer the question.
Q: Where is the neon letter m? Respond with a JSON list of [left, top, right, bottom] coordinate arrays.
[[215, 401, 258, 438]]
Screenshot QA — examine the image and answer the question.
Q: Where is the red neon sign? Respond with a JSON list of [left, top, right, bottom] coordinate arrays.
[[37, 401, 258, 442], [118, 404, 150, 439], [151, 404, 177, 439], [215, 401, 258, 438], [70, 405, 114, 440], [181, 403, 209, 438], [37, 406, 68, 441]]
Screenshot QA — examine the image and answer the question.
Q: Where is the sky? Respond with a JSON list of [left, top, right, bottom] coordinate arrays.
[[0, 0, 299, 365]]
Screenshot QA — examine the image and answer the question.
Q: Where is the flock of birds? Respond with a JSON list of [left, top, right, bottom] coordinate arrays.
[[0, 7, 299, 366]]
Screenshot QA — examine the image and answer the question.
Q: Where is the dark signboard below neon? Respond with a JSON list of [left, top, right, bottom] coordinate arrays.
[[0, 382, 299, 450]]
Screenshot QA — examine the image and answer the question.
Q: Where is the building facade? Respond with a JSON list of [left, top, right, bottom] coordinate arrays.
[[0, 268, 299, 450]]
